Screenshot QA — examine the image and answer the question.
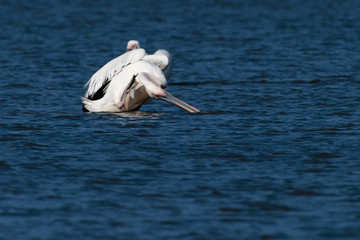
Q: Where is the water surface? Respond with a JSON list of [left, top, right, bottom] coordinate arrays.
[[1, 0, 360, 239]]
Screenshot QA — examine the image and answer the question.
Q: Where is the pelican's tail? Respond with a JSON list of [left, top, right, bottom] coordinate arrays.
[[82, 97, 99, 112], [82, 97, 116, 113]]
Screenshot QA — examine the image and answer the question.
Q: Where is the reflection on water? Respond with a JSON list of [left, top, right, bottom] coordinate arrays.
[[113, 111, 166, 118]]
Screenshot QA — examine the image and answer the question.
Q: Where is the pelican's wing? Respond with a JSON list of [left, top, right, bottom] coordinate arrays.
[[85, 48, 146, 98], [142, 49, 173, 79]]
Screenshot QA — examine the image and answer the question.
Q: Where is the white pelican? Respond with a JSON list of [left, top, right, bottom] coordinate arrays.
[[82, 46, 199, 113]]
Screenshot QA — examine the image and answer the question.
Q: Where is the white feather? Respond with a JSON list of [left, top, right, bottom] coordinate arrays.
[[82, 60, 166, 113], [84, 48, 146, 98], [143, 49, 173, 79]]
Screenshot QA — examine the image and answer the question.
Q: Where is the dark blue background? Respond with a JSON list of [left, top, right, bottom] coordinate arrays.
[[1, 0, 360, 239]]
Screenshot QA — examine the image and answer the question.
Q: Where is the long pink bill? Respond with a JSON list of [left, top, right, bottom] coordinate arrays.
[[159, 90, 200, 113]]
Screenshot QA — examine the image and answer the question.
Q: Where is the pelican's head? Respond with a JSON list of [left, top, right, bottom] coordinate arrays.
[[136, 72, 200, 113], [126, 40, 140, 51], [137, 72, 166, 98]]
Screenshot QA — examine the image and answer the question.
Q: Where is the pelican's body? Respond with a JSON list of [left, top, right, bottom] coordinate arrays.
[[83, 60, 166, 112], [82, 42, 199, 113]]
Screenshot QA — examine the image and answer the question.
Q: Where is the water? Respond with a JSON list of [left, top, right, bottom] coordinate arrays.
[[1, 0, 360, 239]]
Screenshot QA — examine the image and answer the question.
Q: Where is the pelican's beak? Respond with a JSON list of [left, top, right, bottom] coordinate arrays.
[[158, 90, 200, 113]]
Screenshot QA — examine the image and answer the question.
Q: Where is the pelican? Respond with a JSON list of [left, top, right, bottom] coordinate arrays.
[[82, 44, 199, 113]]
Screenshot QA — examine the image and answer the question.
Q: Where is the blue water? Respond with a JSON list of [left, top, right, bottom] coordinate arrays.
[[1, 0, 360, 239]]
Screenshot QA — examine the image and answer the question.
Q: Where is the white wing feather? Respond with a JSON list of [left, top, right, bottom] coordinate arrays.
[[85, 48, 146, 98]]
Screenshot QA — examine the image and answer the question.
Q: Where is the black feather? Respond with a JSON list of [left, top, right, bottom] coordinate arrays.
[[87, 80, 110, 100]]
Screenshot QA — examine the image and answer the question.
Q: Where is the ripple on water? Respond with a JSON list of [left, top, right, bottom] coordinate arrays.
[[1, 0, 360, 239]]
